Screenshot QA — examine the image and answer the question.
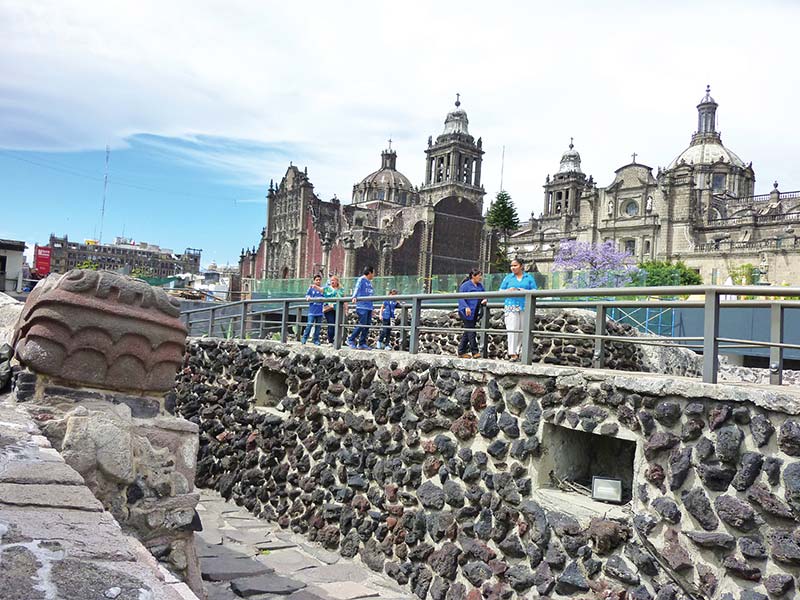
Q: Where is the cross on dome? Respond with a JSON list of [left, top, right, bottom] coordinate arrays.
[[455, 93, 461, 108]]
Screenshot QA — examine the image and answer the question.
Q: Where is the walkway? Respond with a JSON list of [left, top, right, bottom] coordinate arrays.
[[196, 488, 408, 600]]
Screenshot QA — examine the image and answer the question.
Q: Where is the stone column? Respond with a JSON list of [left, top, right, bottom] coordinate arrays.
[[11, 269, 203, 597], [474, 156, 482, 187]]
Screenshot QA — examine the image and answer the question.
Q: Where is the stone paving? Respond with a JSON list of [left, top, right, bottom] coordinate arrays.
[[0, 393, 198, 600], [196, 488, 410, 600]]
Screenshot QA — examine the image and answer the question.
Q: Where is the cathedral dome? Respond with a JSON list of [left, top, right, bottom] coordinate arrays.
[[352, 146, 417, 206], [558, 138, 582, 174], [667, 141, 746, 170], [438, 94, 472, 139]]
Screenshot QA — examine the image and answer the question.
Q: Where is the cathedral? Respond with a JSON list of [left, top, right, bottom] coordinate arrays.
[[239, 97, 493, 291], [511, 87, 800, 284]]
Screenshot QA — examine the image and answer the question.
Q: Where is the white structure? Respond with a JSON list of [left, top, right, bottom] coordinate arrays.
[[0, 240, 26, 293]]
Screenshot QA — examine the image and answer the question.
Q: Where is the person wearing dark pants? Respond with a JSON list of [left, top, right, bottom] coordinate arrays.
[[301, 274, 325, 345], [347, 266, 375, 349], [323, 275, 345, 343], [377, 289, 400, 349], [457, 269, 487, 358]]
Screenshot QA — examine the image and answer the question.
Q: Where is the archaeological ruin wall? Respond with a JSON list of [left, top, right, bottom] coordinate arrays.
[[174, 338, 800, 600]]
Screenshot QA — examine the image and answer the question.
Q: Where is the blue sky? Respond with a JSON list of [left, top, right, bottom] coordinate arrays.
[[2, 1, 799, 267]]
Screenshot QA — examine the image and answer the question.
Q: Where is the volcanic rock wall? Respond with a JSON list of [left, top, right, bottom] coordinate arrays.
[[174, 338, 800, 600]]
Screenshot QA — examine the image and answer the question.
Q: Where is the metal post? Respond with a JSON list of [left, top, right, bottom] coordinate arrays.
[[399, 305, 408, 350], [295, 307, 304, 341], [770, 303, 784, 385], [480, 304, 491, 358], [334, 300, 345, 350], [207, 307, 215, 337], [239, 302, 248, 339], [593, 304, 606, 368], [280, 302, 290, 343], [702, 289, 720, 384], [520, 294, 536, 365], [409, 297, 422, 355], [258, 308, 266, 339]]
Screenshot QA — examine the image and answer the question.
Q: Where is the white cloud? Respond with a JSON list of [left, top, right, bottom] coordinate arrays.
[[1, 0, 799, 218]]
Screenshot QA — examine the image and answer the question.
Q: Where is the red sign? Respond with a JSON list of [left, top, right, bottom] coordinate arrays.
[[34, 245, 52, 276]]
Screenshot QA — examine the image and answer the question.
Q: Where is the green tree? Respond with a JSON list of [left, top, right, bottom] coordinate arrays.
[[75, 259, 99, 270], [130, 266, 155, 280], [638, 260, 702, 286], [729, 263, 757, 285], [486, 190, 520, 272], [486, 190, 520, 242]]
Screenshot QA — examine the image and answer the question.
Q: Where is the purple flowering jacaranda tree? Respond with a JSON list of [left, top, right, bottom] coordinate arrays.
[[553, 240, 639, 288]]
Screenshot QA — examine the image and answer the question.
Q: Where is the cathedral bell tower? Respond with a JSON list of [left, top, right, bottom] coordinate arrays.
[[420, 94, 485, 211], [542, 138, 587, 220]]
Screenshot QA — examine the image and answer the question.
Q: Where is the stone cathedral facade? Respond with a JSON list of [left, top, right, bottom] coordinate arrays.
[[239, 98, 493, 290], [512, 87, 800, 284]]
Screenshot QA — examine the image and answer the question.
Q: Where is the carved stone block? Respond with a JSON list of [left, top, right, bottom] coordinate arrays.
[[13, 269, 186, 393]]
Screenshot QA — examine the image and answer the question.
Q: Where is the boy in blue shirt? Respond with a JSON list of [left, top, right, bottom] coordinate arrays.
[[301, 274, 325, 345], [347, 266, 375, 349], [377, 289, 401, 350], [499, 258, 537, 361]]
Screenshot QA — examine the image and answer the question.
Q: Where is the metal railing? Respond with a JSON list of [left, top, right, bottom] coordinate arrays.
[[180, 285, 800, 386]]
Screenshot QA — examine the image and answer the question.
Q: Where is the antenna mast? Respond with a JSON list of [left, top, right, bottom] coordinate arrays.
[[99, 145, 110, 243], [500, 145, 505, 191]]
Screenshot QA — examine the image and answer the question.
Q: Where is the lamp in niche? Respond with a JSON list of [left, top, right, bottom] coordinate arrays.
[[592, 477, 623, 503]]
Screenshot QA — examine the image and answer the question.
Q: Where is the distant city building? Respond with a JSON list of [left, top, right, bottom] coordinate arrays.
[[511, 87, 800, 284], [0, 239, 26, 293], [47, 234, 201, 277], [239, 97, 494, 291]]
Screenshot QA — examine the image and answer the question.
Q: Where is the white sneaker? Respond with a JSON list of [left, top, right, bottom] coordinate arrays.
[[376, 342, 384, 349]]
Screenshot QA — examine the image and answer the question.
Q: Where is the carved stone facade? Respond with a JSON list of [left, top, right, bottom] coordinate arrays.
[[240, 98, 493, 291], [11, 269, 202, 595], [513, 87, 800, 284]]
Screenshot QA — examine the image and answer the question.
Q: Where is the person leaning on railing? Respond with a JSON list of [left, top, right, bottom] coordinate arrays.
[[347, 266, 376, 350], [499, 258, 537, 362], [457, 269, 487, 359], [322, 275, 345, 344]]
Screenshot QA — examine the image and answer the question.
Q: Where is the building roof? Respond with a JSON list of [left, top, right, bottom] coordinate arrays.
[[668, 141, 746, 170], [0, 239, 26, 252], [442, 95, 470, 136]]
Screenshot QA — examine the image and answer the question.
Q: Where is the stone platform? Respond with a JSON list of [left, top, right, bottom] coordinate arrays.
[[0, 393, 198, 600], [197, 488, 409, 600]]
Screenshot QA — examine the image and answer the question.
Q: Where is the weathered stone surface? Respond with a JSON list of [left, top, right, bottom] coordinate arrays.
[[13, 270, 186, 392], [715, 425, 743, 463], [714, 494, 762, 531], [554, 561, 589, 594], [681, 488, 719, 531], [654, 401, 682, 426], [749, 413, 775, 447], [768, 529, 800, 565], [778, 419, 800, 456], [747, 482, 794, 519], [603, 554, 639, 585], [731, 452, 763, 491], [200, 555, 273, 581], [0, 482, 103, 511], [230, 573, 306, 596], [505, 564, 536, 592], [764, 573, 794, 596], [418, 481, 445, 510], [722, 556, 761, 581], [652, 497, 681, 524], [668, 446, 692, 491], [427, 543, 461, 580], [682, 531, 735, 550], [738, 535, 767, 559], [644, 431, 679, 460], [695, 463, 736, 491]]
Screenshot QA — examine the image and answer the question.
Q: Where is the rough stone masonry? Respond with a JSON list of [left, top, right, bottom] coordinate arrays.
[[9, 269, 203, 596], [174, 337, 800, 600]]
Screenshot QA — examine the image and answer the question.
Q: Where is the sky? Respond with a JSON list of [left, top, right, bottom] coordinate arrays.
[[2, 1, 799, 268]]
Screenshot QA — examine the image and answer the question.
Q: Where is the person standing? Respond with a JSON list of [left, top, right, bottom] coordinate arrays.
[[457, 269, 487, 358], [499, 258, 537, 361], [301, 274, 325, 345], [347, 266, 375, 350], [377, 289, 401, 350], [322, 275, 345, 343]]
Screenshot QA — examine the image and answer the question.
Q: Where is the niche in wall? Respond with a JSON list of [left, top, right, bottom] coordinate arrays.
[[539, 423, 636, 502], [253, 367, 288, 407]]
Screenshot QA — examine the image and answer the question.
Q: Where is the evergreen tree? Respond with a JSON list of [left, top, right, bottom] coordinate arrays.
[[486, 190, 520, 242], [486, 190, 520, 272]]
